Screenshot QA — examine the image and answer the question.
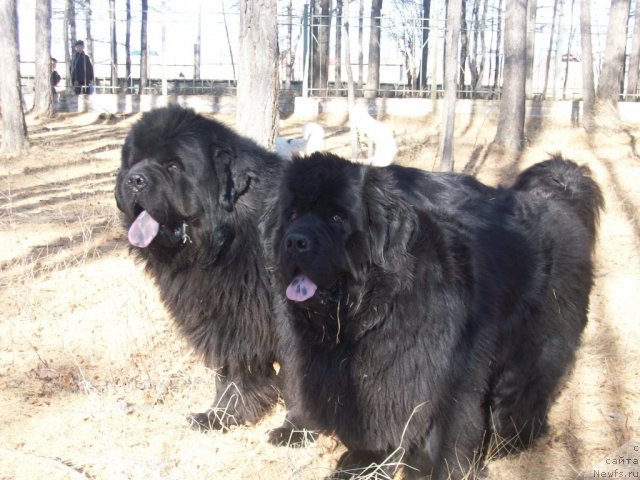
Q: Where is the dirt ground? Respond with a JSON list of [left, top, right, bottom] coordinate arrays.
[[0, 106, 638, 480]]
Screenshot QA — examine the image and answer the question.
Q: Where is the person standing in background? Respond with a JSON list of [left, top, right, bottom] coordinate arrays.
[[50, 57, 61, 94], [71, 40, 94, 94]]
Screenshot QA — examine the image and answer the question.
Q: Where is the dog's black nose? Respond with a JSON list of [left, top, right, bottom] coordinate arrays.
[[127, 173, 148, 193], [285, 232, 310, 253]]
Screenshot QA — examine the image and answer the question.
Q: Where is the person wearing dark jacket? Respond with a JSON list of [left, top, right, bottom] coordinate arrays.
[[50, 57, 61, 94], [71, 40, 94, 94]]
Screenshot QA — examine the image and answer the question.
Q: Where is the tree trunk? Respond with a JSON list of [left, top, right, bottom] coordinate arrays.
[[334, 0, 343, 94], [309, 0, 323, 94], [439, 0, 462, 171], [139, 0, 148, 94], [552, 0, 565, 100], [161, 0, 167, 95], [597, 0, 631, 114], [479, 0, 488, 91], [126, 0, 132, 88], [310, 0, 318, 92], [109, 0, 118, 91], [459, 0, 468, 96], [63, 0, 73, 93], [562, 0, 577, 100], [525, 0, 537, 98], [194, 4, 201, 81], [342, 3, 358, 160], [284, 0, 293, 89], [358, 0, 364, 92], [580, 0, 595, 130], [236, 0, 279, 149], [84, 0, 94, 62], [316, 0, 331, 96], [221, 0, 236, 83], [68, 0, 76, 46], [626, 0, 640, 99], [34, 0, 54, 118], [492, 0, 503, 93], [0, 0, 28, 155], [542, 0, 559, 99], [365, 0, 383, 98], [494, 0, 526, 151], [420, 0, 431, 90], [431, 5, 439, 108]]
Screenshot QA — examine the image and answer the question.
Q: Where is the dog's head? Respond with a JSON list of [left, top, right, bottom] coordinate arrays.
[[115, 105, 263, 263], [263, 153, 418, 340]]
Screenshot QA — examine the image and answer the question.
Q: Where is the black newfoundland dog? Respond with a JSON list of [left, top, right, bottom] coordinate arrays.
[[115, 105, 285, 430], [262, 153, 603, 479]]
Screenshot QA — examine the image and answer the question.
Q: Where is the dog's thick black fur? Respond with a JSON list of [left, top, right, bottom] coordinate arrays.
[[115, 105, 285, 430], [262, 152, 603, 479]]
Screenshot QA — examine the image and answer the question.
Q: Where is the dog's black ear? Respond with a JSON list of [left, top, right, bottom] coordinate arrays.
[[211, 141, 253, 212], [362, 168, 418, 273]]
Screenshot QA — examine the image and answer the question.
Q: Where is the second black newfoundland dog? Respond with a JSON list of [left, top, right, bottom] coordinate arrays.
[[262, 153, 603, 479], [115, 106, 285, 430]]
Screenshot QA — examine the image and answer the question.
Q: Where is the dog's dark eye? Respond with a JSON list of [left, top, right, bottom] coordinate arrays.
[[289, 210, 297, 222], [331, 214, 344, 224], [167, 162, 181, 172]]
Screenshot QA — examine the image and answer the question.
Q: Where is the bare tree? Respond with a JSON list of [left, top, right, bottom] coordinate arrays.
[[459, 0, 468, 94], [552, 0, 565, 99], [221, 0, 236, 83], [388, 0, 423, 91], [63, 0, 76, 92], [283, 0, 293, 89], [139, 0, 148, 93], [358, 0, 364, 91], [597, 0, 631, 117], [309, 0, 330, 94], [492, 0, 503, 92], [494, 0, 527, 151], [194, 3, 202, 81], [334, 0, 343, 93], [236, 0, 279, 149], [0, 0, 28, 155], [431, 4, 439, 106], [126, 0, 132, 88], [365, 0, 383, 98], [34, 0, 54, 118], [109, 0, 118, 91], [468, 0, 488, 96], [626, 0, 640, 99], [542, 0, 559, 98], [68, 0, 77, 45], [580, 0, 595, 130], [562, 0, 577, 100], [318, 0, 331, 95], [439, 0, 462, 171], [342, 2, 359, 159], [525, 0, 537, 98], [84, 0, 94, 61], [419, 0, 431, 90]]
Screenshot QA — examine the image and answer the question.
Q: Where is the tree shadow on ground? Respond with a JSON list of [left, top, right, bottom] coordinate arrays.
[[590, 153, 640, 245]]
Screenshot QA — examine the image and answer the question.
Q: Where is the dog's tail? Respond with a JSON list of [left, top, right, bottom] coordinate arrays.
[[512, 154, 604, 247]]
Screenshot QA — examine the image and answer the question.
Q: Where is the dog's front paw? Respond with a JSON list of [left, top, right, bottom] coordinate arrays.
[[268, 426, 319, 447], [187, 409, 240, 432]]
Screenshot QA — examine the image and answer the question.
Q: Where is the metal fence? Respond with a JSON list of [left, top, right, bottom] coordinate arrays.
[[18, 0, 626, 100]]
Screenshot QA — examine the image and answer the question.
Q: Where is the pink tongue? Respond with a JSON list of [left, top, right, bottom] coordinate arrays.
[[286, 275, 318, 302], [128, 210, 160, 248]]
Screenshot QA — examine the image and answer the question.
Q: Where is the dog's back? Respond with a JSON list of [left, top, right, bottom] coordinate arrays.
[[487, 155, 603, 454]]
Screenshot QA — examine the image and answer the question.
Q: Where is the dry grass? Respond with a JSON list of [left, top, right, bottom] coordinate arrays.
[[1, 107, 639, 479]]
